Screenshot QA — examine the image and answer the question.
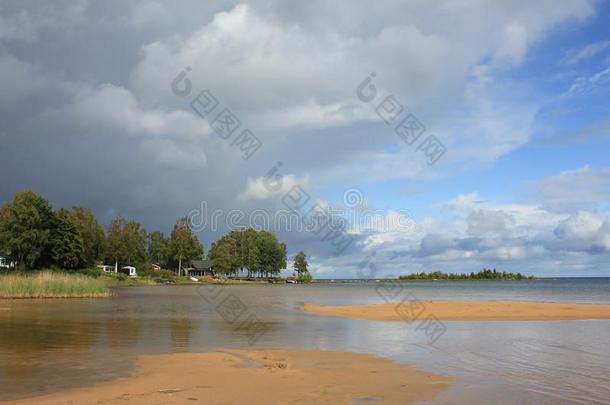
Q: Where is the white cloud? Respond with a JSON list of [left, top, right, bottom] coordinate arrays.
[[467, 209, 515, 237], [563, 66, 610, 99], [550, 211, 610, 253], [536, 166, 610, 211], [563, 39, 610, 65], [123, 1, 602, 191], [238, 174, 310, 201], [494, 23, 529, 65], [308, 261, 334, 276], [131, 1, 594, 130]]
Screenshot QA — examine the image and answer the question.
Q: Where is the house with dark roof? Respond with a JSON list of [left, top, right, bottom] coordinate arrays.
[[185, 259, 214, 277]]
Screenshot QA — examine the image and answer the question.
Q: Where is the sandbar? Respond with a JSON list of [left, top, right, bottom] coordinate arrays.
[[2, 349, 450, 404], [302, 301, 610, 321]]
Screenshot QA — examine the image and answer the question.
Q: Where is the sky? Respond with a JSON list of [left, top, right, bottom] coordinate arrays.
[[1, 0, 609, 278]]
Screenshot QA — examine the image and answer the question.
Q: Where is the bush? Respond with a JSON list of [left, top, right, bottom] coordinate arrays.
[[133, 261, 153, 277], [101, 272, 127, 281], [153, 269, 176, 283], [73, 267, 102, 278], [156, 269, 176, 279], [297, 272, 313, 283]]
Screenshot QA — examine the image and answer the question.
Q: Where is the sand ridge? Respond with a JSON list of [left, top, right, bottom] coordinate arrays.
[[302, 300, 610, 321], [2, 349, 451, 405]]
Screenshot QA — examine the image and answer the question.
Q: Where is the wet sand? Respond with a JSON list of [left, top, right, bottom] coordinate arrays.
[[2, 349, 450, 404], [302, 301, 610, 321]]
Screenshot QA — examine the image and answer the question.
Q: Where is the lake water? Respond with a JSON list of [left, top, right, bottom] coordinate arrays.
[[1, 279, 609, 403]]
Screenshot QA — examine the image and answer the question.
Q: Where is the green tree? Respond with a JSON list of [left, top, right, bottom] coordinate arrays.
[[0, 189, 55, 269], [170, 217, 204, 276], [255, 231, 286, 277], [208, 229, 287, 279], [104, 216, 147, 268], [208, 238, 237, 276], [63, 207, 105, 267], [278, 242, 287, 274], [293, 251, 312, 282], [228, 228, 261, 277], [49, 208, 85, 269], [148, 230, 170, 265], [293, 251, 308, 275]]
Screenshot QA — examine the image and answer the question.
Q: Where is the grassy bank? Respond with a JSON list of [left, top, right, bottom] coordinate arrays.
[[0, 269, 293, 298], [0, 271, 110, 298], [99, 272, 158, 287]]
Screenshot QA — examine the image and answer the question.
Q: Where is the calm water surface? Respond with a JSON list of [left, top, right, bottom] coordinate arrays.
[[1, 279, 609, 404]]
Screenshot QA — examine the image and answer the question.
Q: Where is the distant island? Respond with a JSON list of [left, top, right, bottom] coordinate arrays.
[[398, 269, 536, 281]]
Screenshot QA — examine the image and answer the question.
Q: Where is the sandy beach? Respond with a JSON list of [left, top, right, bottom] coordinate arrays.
[[2, 349, 450, 405], [302, 300, 610, 321]]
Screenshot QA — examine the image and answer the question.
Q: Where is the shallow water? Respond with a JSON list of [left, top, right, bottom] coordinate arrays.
[[0, 279, 609, 403]]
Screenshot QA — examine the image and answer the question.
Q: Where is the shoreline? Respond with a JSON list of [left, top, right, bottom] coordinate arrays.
[[302, 300, 610, 321], [2, 349, 451, 405]]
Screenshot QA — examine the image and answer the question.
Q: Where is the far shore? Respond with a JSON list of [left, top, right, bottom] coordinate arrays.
[[3, 349, 450, 405], [302, 301, 610, 321]]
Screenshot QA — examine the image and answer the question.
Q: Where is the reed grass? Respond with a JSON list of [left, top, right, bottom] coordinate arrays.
[[0, 271, 109, 298]]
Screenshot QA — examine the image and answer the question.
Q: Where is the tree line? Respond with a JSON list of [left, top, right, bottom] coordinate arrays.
[[398, 269, 536, 281], [209, 229, 287, 277], [0, 189, 202, 274], [0, 189, 295, 278]]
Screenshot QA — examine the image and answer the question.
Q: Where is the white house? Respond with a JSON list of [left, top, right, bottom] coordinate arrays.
[[0, 255, 14, 269], [97, 264, 117, 273], [121, 266, 137, 277]]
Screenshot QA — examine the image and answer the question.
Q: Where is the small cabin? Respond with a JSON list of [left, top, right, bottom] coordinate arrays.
[[97, 264, 116, 273], [120, 266, 137, 277], [185, 259, 214, 277], [0, 255, 14, 269]]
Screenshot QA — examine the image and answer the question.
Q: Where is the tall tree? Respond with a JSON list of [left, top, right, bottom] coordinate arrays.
[[293, 251, 312, 282], [49, 208, 85, 269], [0, 189, 55, 269], [228, 229, 261, 277], [206, 228, 287, 278], [148, 231, 170, 265], [170, 217, 204, 276], [63, 207, 105, 267], [279, 243, 287, 275], [293, 251, 308, 275], [255, 231, 287, 277], [244, 229, 260, 277], [104, 216, 147, 268], [208, 238, 237, 276]]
